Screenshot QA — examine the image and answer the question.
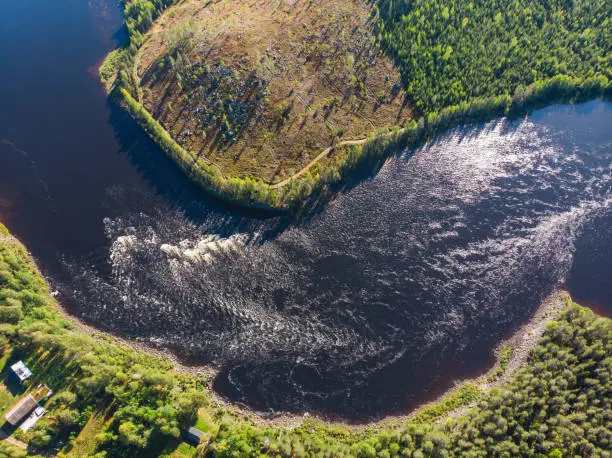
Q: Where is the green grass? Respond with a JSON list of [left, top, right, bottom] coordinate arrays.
[[66, 409, 110, 457], [486, 344, 515, 382], [0, 386, 16, 414], [193, 407, 216, 434], [409, 383, 483, 425], [0, 442, 29, 458], [166, 441, 198, 457], [0, 346, 12, 374]]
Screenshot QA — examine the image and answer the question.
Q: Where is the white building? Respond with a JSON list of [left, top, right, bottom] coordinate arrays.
[[10, 361, 33, 383]]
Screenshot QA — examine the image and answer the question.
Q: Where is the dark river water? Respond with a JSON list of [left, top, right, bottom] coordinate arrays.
[[1, 0, 610, 420]]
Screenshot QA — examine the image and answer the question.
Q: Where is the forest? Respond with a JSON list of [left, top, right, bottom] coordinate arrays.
[[0, 224, 610, 457], [375, 0, 611, 114], [0, 224, 207, 457]]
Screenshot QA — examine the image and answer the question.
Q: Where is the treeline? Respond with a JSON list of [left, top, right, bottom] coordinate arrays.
[[117, 73, 611, 211], [119, 89, 288, 210], [450, 305, 611, 456], [122, 0, 175, 47], [358, 74, 612, 161], [0, 227, 207, 457], [375, 0, 612, 114], [100, 0, 175, 95], [292, 74, 612, 211]]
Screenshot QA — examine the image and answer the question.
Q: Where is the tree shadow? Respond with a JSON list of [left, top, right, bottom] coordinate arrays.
[[105, 97, 294, 242]]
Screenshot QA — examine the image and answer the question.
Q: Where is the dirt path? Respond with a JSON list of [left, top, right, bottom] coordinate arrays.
[[271, 138, 367, 188], [132, 52, 366, 191], [0, 430, 28, 450]]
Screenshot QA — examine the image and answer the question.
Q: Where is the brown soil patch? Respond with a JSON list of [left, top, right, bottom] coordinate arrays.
[[136, 0, 411, 184]]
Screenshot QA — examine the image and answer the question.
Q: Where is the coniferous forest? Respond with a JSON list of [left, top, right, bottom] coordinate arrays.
[[376, 0, 611, 114]]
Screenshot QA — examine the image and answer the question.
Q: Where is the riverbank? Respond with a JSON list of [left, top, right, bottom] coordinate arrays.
[[418, 291, 570, 426], [112, 66, 611, 213], [38, 217, 572, 432], [172, 290, 572, 431], [1, 223, 610, 456], [37, 261, 575, 435], [0, 225, 574, 429], [102, 0, 611, 212], [46, 272, 570, 433], [102, 0, 412, 211]]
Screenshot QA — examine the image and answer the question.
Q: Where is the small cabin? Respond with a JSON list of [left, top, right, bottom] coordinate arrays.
[[5, 395, 37, 426], [184, 426, 204, 445], [9, 361, 33, 384]]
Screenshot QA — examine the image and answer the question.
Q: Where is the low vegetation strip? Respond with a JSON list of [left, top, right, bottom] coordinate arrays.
[[0, 222, 610, 457]]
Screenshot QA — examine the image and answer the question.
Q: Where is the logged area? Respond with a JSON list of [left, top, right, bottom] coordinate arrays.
[[103, 0, 611, 209], [135, 0, 410, 183]]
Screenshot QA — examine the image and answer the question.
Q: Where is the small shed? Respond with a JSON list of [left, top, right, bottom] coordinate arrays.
[[9, 361, 33, 383], [5, 395, 37, 426], [184, 426, 204, 445]]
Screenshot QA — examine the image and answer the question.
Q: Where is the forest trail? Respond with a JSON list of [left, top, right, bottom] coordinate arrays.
[[271, 138, 367, 189], [0, 430, 28, 450]]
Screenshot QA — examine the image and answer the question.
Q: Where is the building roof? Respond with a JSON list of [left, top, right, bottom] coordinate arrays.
[[185, 426, 204, 444], [32, 384, 53, 402], [10, 361, 33, 383], [5, 395, 37, 425]]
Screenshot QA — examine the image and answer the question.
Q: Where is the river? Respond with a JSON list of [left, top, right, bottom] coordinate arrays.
[[0, 0, 610, 420]]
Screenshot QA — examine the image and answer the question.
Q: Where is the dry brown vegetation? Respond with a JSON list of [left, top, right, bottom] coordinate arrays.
[[135, 0, 411, 184]]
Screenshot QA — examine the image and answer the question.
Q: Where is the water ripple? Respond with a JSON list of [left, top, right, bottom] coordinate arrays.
[[60, 102, 611, 419]]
